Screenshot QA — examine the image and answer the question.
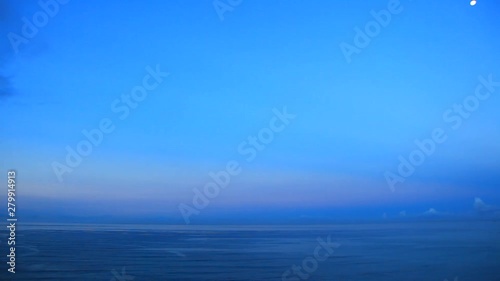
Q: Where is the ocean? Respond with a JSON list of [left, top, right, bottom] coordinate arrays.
[[1, 221, 499, 280]]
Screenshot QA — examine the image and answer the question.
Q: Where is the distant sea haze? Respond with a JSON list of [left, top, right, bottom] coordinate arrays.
[[1, 221, 499, 280]]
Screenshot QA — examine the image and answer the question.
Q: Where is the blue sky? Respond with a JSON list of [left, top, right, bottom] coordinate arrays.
[[1, 0, 500, 223]]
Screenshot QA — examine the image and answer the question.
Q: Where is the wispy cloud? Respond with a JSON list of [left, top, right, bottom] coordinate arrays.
[[421, 208, 448, 217], [474, 197, 500, 215]]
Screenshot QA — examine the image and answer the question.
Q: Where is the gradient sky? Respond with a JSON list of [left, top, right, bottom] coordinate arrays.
[[1, 0, 499, 223]]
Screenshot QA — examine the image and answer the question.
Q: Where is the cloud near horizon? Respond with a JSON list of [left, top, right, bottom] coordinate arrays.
[[474, 197, 499, 213]]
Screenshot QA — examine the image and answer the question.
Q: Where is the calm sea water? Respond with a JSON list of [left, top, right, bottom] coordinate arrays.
[[1, 221, 499, 280]]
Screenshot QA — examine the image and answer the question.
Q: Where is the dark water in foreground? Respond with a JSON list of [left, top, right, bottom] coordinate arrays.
[[1, 221, 499, 280]]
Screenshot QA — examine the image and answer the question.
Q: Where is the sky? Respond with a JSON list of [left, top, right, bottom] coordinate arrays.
[[1, 0, 499, 224]]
